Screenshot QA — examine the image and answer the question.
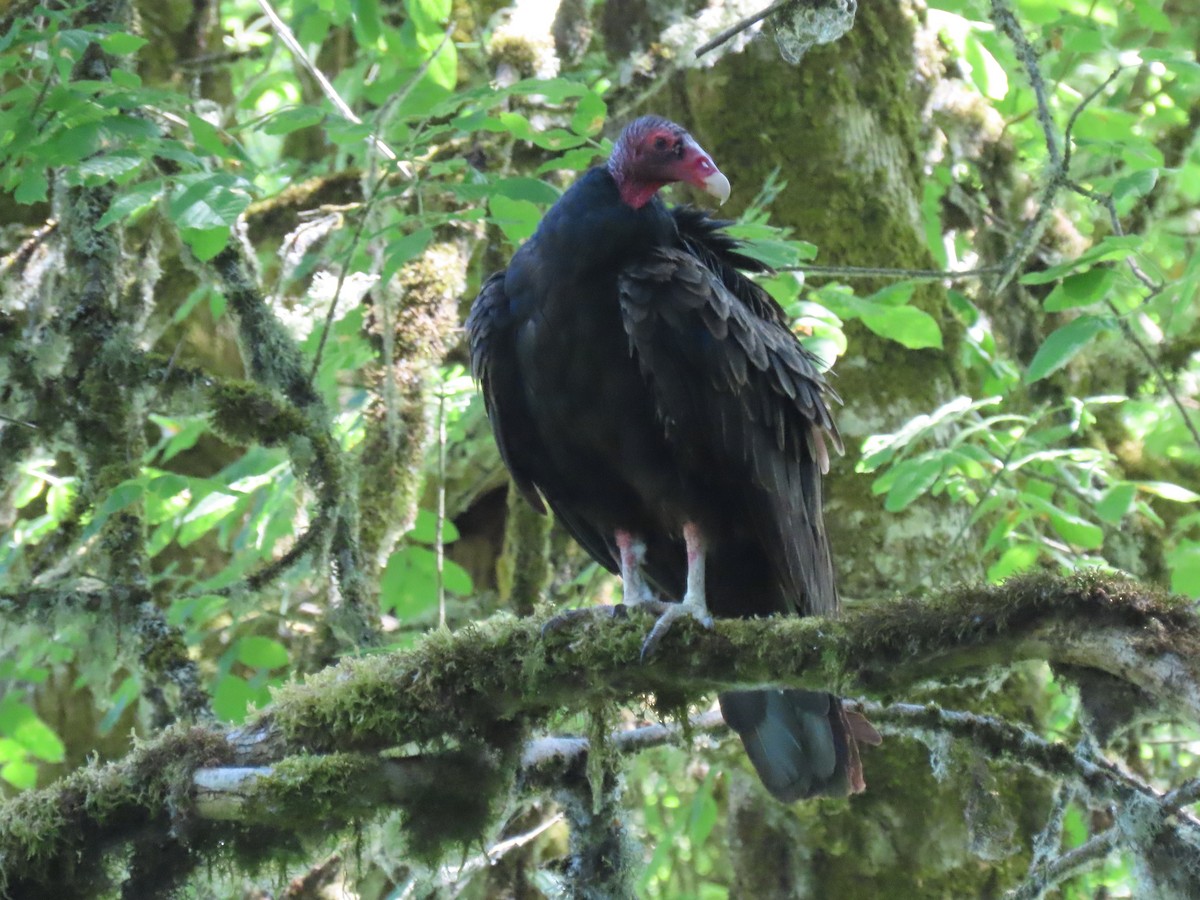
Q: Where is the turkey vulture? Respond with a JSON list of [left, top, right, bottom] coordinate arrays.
[[467, 115, 878, 800]]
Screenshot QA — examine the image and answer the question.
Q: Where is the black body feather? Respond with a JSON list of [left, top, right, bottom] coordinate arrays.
[[468, 163, 873, 800]]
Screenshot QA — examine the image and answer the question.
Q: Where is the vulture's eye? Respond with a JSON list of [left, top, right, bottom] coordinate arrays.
[[653, 136, 668, 151]]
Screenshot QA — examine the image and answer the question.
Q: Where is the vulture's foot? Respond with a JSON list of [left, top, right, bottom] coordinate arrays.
[[540, 603, 630, 636], [639, 598, 714, 661]]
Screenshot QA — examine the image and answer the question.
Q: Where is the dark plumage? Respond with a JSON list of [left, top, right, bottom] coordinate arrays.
[[467, 115, 878, 800]]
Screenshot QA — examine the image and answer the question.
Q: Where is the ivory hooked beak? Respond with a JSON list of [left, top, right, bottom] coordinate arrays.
[[702, 170, 731, 205]]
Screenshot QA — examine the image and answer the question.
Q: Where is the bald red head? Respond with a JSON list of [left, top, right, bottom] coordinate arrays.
[[607, 116, 731, 209]]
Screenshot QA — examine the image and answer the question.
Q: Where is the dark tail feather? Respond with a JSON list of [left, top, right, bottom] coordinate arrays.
[[719, 690, 881, 801]]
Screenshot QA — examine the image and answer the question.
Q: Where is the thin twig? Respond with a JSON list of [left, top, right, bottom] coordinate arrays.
[[253, 0, 408, 173], [990, 179, 1059, 294], [990, 0, 1060, 167], [0, 219, 58, 279], [1007, 828, 1118, 900], [694, 0, 790, 58], [308, 178, 386, 384], [781, 263, 1003, 281], [388, 23, 456, 116], [1062, 67, 1125, 173], [431, 814, 565, 891], [436, 383, 447, 631], [0, 414, 37, 429]]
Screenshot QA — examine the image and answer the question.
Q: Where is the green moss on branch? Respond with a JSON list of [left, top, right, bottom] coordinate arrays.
[[2, 572, 1196, 894]]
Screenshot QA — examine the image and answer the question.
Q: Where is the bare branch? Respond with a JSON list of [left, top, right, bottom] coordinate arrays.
[[694, 0, 789, 58], [781, 263, 1003, 281]]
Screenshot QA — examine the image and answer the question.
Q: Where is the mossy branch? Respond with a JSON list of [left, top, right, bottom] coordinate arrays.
[[255, 570, 1200, 756], [208, 240, 374, 643], [3, 571, 1198, 895]]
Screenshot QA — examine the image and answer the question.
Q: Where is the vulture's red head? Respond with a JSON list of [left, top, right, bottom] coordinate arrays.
[[607, 116, 731, 210]]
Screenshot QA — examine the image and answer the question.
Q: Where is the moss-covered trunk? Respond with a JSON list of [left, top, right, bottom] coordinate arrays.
[[662, 1, 974, 601], [655, 4, 1048, 894]]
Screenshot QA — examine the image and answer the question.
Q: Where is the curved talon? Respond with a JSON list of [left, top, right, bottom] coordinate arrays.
[[541, 603, 629, 636], [639, 600, 715, 661]]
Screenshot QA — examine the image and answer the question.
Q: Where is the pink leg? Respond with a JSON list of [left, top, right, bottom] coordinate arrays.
[[638, 521, 713, 660], [615, 528, 655, 606], [682, 522, 709, 615]]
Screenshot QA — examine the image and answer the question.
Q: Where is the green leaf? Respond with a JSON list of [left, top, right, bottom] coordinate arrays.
[[380, 545, 439, 619], [963, 32, 1008, 100], [213, 674, 260, 723], [67, 151, 144, 187], [150, 414, 209, 462], [488, 195, 541, 243], [169, 176, 252, 230], [263, 106, 325, 136], [508, 78, 590, 102], [1022, 495, 1104, 548], [883, 456, 943, 512], [99, 32, 148, 55], [187, 114, 229, 158], [178, 488, 240, 546], [12, 472, 46, 510], [1025, 316, 1110, 383], [1167, 543, 1200, 598], [1043, 268, 1115, 312], [726, 222, 817, 268], [1096, 482, 1136, 524], [352, 0, 382, 44], [9, 709, 65, 763], [477, 112, 588, 150], [988, 544, 1038, 582], [324, 117, 373, 145], [14, 168, 48, 204], [1020, 236, 1141, 284], [687, 776, 719, 847], [491, 177, 561, 204], [536, 146, 603, 173], [1129, 0, 1171, 31], [864, 282, 916, 308], [858, 302, 943, 350], [2, 759, 38, 790], [408, 507, 459, 543], [182, 227, 230, 261], [1136, 481, 1200, 502], [237, 636, 289, 670], [570, 91, 607, 136], [406, 0, 450, 29], [443, 558, 473, 595], [98, 676, 140, 735], [110, 67, 140, 89], [1048, 509, 1104, 548], [97, 180, 165, 228], [167, 594, 227, 628], [381, 228, 435, 285], [81, 480, 146, 541], [1112, 168, 1158, 202], [821, 286, 942, 350], [46, 479, 77, 520]]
